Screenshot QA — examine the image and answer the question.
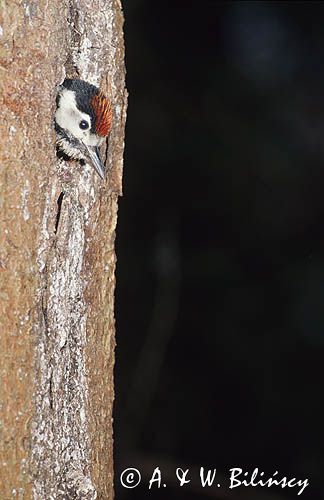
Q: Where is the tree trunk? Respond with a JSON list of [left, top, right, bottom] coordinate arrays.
[[0, 1, 126, 498]]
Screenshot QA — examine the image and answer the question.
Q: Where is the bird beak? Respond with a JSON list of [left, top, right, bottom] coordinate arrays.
[[83, 145, 105, 180]]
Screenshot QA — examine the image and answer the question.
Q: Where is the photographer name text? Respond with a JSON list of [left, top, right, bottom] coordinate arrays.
[[120, 466, 309, 495]]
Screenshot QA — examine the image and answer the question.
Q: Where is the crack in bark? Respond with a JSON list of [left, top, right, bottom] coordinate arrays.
[[66, 0, 83, 77], [49, 370, 54, 410], [55, 191, 65, 235], [41, 292, 49, 336]]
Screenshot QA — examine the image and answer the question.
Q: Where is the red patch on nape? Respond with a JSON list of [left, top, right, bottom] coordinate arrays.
[[92, 92, 113, 137]]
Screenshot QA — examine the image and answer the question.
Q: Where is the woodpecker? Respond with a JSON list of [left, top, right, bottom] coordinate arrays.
[[55, 79, 113, 179]]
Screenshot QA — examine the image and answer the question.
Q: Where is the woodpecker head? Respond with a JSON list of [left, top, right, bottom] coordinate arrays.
[[55, 79, 112, 179]]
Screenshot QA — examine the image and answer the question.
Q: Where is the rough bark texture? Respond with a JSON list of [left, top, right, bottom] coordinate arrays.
[[0, 1, 126, 498]]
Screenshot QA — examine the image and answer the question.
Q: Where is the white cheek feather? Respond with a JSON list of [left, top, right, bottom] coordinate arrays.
[[87, 135, 104, 147], [55, 88, 92, 142]]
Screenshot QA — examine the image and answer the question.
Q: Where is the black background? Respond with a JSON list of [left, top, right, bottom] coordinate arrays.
[[115, 2, 324, 499]]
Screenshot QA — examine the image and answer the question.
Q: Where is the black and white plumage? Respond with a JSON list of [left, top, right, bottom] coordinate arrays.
[[55, 79, 113, 179]]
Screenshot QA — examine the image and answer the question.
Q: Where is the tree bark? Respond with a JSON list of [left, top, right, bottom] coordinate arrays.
[[0, 1, 126, 498]]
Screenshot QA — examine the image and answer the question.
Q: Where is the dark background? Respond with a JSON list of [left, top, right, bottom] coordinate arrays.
[[114, 2, 324, 499]]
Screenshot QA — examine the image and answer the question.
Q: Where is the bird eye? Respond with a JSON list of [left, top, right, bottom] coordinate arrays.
[[79, 120, 89, 130]]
